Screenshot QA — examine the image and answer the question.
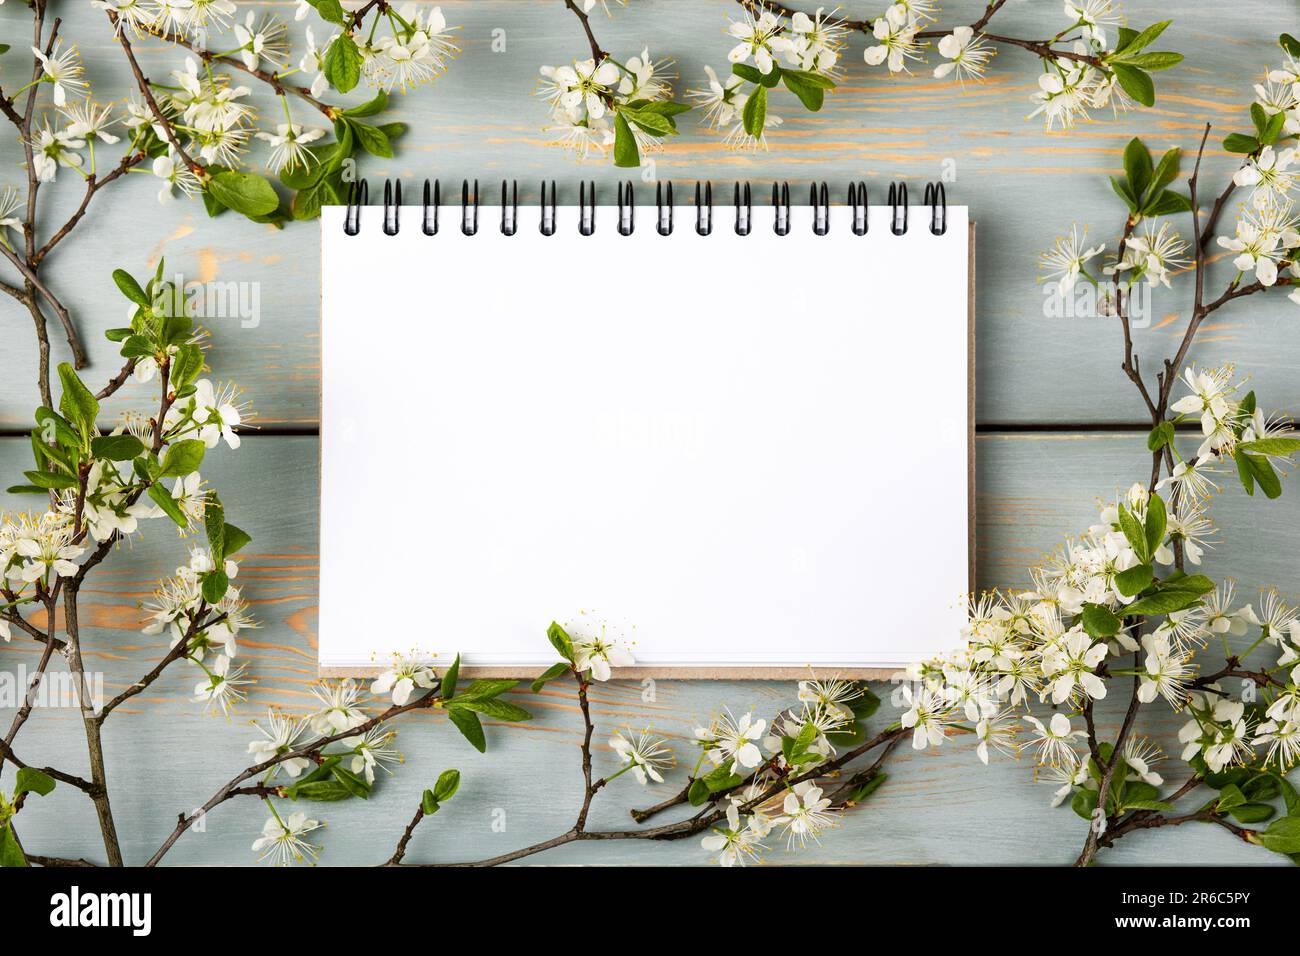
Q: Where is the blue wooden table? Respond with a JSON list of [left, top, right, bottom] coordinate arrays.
[[0, 0, 1294, 865]]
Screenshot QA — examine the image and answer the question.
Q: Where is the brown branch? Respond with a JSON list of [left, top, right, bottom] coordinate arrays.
[[27, 854, 98, 867], [32, 151, 146, 267], [63, 587, 124, 866], [144, 28, 337, 119], [562, 0, 609, 62], [147, 684, 450, 866], [0, 228, 86, 369], [108, 12, 206, 177], [97, 609, 223, 720], [1075, 669, 1143, 867]]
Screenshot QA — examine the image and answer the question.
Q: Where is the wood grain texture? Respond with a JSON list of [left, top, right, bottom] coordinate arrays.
[[0, 433, 1291, 865], [0, 0, 1296, 428]]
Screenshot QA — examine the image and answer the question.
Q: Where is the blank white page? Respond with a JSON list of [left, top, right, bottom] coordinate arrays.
[[319, 199, 970, 672]]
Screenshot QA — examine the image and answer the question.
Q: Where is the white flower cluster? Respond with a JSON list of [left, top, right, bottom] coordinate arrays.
[[694, 676, 865, 865], [0, 513, 85, 614], [690, 7, 845, 150], [890, 370, 1300, 808], [1221, 141, 1300, 297], [538, 49, 676, 159], [139, 545, 256, 716], [1025, 1, 1131, 130]]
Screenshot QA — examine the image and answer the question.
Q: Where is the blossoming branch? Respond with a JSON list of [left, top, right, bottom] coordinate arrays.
[[687, 0, 1183, 152]]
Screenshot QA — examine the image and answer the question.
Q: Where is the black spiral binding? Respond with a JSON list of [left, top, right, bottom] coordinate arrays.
[[422, 179, 439, 235], [345, 178, 949, 238], [734, 182, 752, 236], [772, 181, 790, 235], [578, 181, 596, 236], [617, 182, 634, 236], [695, 181, 712, 236], [461, 179, 479, 236], [501, 179, 518, 236], [344, 179, 367, 235], [656, 181, 673, 236], [848, 182, 868, 235], [540, 180, 557, 236], [925, 182, 947, 236], [810, 182, 829, 236], [382, 179, 401, 235]]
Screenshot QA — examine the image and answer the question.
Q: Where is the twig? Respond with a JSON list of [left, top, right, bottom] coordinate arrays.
[[562, 0, 609, 62]]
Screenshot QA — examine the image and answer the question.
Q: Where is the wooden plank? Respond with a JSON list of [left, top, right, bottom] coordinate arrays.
[[0, 433, 1289, 864], [1, 0, 1296, 428]]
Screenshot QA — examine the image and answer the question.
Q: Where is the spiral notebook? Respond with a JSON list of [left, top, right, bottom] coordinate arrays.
[[318, 180, 974, 677]]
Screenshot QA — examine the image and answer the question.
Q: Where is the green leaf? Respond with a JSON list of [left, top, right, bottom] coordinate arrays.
[[847, 772, 887, 804], [1144, 492, 1167, 558], [343, 90, 388, 116], [325, 31, 363, 93], [204, 494, 226, 559], [433, 768, 461, 802], [91, 434, 144, 462], [531, 661, 569, 693], [148, 481, 189, 528], [1124, 589, 1203, 616], [22, 470, 77, 490], [1239, 437, 1300, 457], [1115, 51, 1183, 71], [1216, 783, 1248, 811], [421, 789, 440, 814], [112, 269, 151, 307], [547, 621, 574, 662], [1110, 176, 1138, 213], [742, 84, 767, 138], [201, 569, 229, 605], [1143, 148, 1180, 204], [158, 439, 205, 478], [36, 406, 80, 449], [1228, 802, 1275, 824], [613, 112, 640, 168], [1114, 563, 1154, 597], [1147, 421, 1175, 451], [330, 764, 372, 799], [1256, 816, 1300, 854], [1236, 447, 1257, 495], [1122, 137, 1152, 199], [207, 170, 280, 218], [1119, 20, 1170, 54], [688, 777, 711, 806], [851, 686, 881, 719], [449, 698, 533, 722], [1117, 505, 1151, 563], [703, 762, 744, 793], [14, 767, 55, 798], [0, 825, 26, 868], [288, 780, 355, 801], [1144, 189, 1192, 216], [1273, 773, 1300, 815], [447, 706, 486, 752], [307, 0, 347, 25], [171, 344, 204, 388], [1081, 602, 1122, 637], [1072, 787, 1101, 821], [781, 70, 825, 111], [57, 363, 98, 439], [1223, 133, 1261, 154], [441, 653, 460, 699], [1242, 453, 1283, 499], [1282, 33, 1300, 58], [348, 119, 393, 158], [222, 523, 252, 557], [457, 679, 517, 700], [1111, 64, 1155, 107], [1123, 799, 1175, 812]]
